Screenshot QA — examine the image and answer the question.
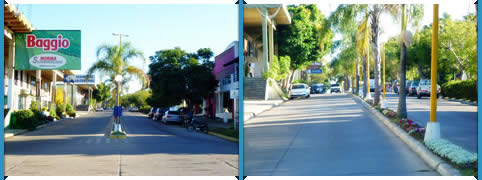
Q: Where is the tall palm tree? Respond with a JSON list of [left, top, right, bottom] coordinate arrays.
[[356, 11, 371, 98], [383, 4, 423, 118], [88, 42, 149, 131]]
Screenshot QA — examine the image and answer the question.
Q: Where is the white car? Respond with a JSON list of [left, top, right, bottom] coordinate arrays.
[[290, 84, 310, 99], [96, 107, 104, 112], [330, 83, 341, 93], [416, 79, 441, 99]]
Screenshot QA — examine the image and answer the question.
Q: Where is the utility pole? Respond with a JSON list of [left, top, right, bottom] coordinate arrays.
[[425, 4, 440, 142], [112, 33, 128, 133]]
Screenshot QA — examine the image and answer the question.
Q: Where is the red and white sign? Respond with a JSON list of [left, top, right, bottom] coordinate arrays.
[[26, 34, 70, 52]]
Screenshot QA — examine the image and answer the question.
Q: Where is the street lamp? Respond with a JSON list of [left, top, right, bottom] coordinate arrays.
[[112, 32, 128, 133]]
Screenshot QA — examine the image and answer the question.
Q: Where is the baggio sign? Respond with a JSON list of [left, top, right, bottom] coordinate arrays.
[[26, 34, 70, 51]]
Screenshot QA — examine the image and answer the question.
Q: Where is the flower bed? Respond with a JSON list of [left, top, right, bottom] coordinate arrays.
[[356, 93, 477, 175], [425, 138, 477, 169]]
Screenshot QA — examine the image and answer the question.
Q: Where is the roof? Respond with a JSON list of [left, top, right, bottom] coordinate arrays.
[[4, 5, 34, 33], [243, 4, 291, 27]]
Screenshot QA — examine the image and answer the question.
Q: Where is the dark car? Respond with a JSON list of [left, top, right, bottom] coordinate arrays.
[[310, 84, 326, 94], [148, 107, 155, 119]]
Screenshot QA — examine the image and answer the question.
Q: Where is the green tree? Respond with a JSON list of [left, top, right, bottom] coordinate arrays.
[[278, 5, 333, 89], [439, 13, 477, 80], [148, 47, 218, 109], [93, 82, 112, 108]]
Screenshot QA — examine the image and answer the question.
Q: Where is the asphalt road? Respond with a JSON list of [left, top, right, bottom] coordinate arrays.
[[244, 93, 439, 176], [376, 92, 477, 153], [5, 111, 238, 176]]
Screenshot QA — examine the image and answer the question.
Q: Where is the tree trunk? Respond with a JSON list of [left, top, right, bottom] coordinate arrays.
[[362, 55, 368, 98], [371, 5, 381, 106], [287, 69, 295, 91], [398, 42, 408, 119], [356, 58, 360, 95]]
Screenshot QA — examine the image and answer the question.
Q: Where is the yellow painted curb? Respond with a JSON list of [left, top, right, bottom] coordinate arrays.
[[208, 132, 238, 142]]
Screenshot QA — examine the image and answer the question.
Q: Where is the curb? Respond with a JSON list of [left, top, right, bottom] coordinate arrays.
[[4, 129, 28, 138], [4, 117, 74, 138], [350, 93, 460, 176], [244, 100, 286, 123], [208, 131, 239, 142], [442, 96, 477, 106]]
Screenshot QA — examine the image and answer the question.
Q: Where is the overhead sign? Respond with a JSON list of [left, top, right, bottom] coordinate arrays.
[[15, 30, 81, 70], [307, 69, 322, 74], [64, 75, 94, 84]]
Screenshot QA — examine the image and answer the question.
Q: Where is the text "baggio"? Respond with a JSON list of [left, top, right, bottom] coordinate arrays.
[[26, 34, 70, 51]]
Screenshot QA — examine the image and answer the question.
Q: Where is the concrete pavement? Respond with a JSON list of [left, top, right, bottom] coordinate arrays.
[[5, 111, 238, 176], [244, 93, 439, 176], [378, 92, 477, 153]]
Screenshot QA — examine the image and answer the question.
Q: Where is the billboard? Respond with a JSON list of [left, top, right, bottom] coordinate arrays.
[[15, 30, 81, 70]]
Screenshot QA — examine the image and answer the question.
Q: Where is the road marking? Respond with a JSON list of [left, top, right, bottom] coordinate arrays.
[[105, 138, 111, 144], [86, 138, 93, 144], [96, 138, 102, 144]]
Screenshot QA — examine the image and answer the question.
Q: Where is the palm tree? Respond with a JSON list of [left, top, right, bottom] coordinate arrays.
[[383, 5, 424, 118], [87, 41, 149, 131], [356, 11, 371, 98]]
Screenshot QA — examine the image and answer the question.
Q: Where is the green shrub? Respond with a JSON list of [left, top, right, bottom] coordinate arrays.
[[49, 109, 58, 119], [66, 104, 73, 112], [56, 103, 66, 117], [67, 110, 76, 118], [41, 107, 48, 112], [139, 105, 151, 114], [30, 100, 38, 111], [12, 110, 35, 130], [441, 80, 477, 101]]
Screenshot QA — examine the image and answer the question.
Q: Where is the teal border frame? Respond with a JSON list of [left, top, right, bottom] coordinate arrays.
[[238, 1, 244, 178]]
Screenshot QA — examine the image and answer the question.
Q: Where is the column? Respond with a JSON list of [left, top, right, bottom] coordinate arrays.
[[261, 8, 269, 74], [51, 71, 56, 111], [36, 70, 41, 110], [7, 37, 15, 109]]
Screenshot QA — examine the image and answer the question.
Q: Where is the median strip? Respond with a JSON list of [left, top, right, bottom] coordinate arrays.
[[350, 93, 461, 176]]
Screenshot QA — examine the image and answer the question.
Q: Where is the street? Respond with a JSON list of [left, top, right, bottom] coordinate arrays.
[[5, 111, 238, 176], [244, 93, 439, 176], [380, 92, 477, 153]]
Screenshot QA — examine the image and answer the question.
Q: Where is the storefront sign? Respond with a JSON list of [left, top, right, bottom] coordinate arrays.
[[15, 30, 81, 70], [64, 75, 95, 84]]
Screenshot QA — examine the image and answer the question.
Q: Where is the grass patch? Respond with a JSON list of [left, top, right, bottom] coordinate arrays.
[[459, 168, 477, 176], [209, 126, 238, 139]]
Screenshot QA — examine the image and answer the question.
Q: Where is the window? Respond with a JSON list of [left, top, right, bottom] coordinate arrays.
[[20, 71, 23, 87], [14, 70, 18, 85], [44, 82, 49, 90], [30, 75, 36, 87]]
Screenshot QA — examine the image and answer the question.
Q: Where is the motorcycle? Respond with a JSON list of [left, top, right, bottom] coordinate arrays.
[[187, 117, 208, 133]]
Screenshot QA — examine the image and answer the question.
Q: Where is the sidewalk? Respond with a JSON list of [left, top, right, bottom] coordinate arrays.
[[244, 100, 284, 123]]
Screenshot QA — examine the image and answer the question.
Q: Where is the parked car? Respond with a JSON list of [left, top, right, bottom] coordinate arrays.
[[416, 79, 441, 99], [162, 110, 183, 124], [310, 84, 326, 94], [148, 107, 156, 119], [96, 107, 103, 112], [153, 108, 168, 121], [330, 83, 341, 93], [369, 79, 375, 92], [290, 84, 310, 99], [405, 80, 412, 94], [128, 107, 139, 112], [408, 81, 419, 96]]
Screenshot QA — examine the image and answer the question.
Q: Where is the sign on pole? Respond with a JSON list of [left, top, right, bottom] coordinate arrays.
[[15, 30, 81, 70]]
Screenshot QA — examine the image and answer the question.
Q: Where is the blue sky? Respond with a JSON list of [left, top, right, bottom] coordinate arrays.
[[17, 4, 238, 93]]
